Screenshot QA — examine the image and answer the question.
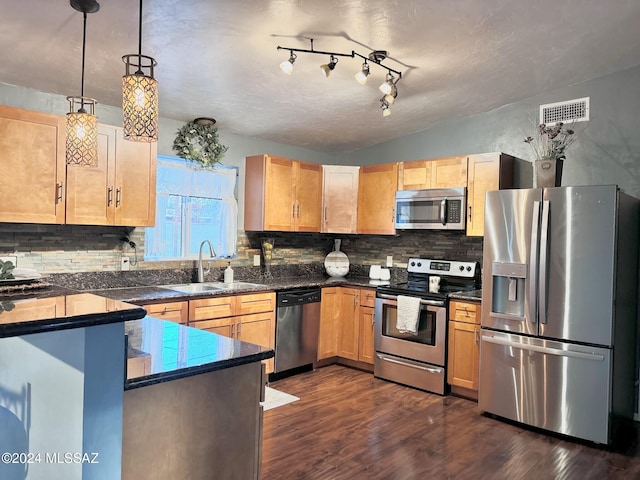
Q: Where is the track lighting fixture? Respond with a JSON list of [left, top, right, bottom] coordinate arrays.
[[280, 51, 297, 75], [122, 0, 159, 142], [354, 61, 370, 85], [66, 0, 100, 167], [320, 55, 338, 77], [276, 39, 404, 115]]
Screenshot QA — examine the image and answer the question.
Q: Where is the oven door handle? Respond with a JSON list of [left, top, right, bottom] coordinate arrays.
[[376, 354, 443, 375], [376, 293, 445, 306]]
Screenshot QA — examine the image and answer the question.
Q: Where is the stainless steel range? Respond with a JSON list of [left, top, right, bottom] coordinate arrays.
[[374, 258, 479, 394]]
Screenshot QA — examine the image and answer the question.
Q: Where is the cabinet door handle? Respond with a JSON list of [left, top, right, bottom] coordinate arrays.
[[324, 206, 327, 224], [297, 203, 300, 218], [115, 187, 122, 207], [292, 204, 295, 218], [107, 186, 114, 206], [56, 182, 64, 203], [474, 328, 479, 344], [237, 320, 241, 337], [468, 205, 472, 222]]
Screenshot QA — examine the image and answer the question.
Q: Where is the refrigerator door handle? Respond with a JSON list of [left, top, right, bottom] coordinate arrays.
[[482, 334, 605, 362], [538, 200, 550, 324], [529, 201, 541, 323]]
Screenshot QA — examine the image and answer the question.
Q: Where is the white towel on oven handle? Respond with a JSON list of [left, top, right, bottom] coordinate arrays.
[[396, 295, 421, 335]]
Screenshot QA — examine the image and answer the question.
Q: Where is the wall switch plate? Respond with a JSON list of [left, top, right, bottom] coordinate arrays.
[[386, 256, 393, 267], [121, 257, 130, 271], [253, 254, 261, 266]]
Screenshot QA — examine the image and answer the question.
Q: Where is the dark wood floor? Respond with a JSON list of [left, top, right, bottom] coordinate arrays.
[[261, 365, 640, 480]]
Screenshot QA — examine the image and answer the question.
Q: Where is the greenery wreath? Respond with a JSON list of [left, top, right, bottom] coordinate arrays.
[[173, 121, 229, 169]]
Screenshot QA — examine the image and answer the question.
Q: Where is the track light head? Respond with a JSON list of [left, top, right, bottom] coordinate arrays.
[[280, 51, 296, 75], [384, 84, 398, 105], [381, 100, 391, 117], [354, 61, 370, 85], [320, 55, 338, 77], [379, 72, 396, 95]]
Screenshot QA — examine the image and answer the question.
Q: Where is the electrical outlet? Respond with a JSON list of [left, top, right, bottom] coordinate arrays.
[[386, 256, 393, 267], [253, 254, 261, 267], [121, 256, 130, 271]]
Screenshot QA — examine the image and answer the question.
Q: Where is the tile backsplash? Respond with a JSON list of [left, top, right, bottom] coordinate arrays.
[[0, 223, 483, 275]]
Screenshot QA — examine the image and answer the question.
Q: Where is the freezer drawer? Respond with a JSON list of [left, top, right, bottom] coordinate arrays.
[[478, 330, 612, 444]]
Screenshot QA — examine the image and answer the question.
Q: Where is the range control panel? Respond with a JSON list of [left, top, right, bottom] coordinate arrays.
[[407, 258, 478, 278]]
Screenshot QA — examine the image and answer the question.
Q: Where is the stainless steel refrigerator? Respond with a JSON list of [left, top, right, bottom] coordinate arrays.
[[479, 185, 640, 444]]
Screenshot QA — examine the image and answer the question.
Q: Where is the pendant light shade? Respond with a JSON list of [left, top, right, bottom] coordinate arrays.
[[122, 0, 158, 142], [66, 97, 98, 166], [66, 0, 100, 167], [122, 54, 158, 142]]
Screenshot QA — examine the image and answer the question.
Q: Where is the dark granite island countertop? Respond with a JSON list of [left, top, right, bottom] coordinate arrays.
[[125, 316, 274, 390], [0, 287, 146, 338]]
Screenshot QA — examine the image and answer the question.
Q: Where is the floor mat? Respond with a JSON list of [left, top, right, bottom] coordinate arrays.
[[261, 386, 300, 411]]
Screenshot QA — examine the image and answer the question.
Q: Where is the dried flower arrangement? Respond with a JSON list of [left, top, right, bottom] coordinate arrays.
[[524, 122, 577, 161]]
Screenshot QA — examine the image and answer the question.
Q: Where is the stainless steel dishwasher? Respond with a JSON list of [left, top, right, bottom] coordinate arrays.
[[274, 288, 321, 375]]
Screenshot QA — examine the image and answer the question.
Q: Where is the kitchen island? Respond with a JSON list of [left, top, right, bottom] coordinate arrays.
[[0, 285, 273, 480]]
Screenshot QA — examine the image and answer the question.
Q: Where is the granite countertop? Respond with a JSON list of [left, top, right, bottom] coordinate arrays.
[[124, 316, 274, 390], [448, 289, 483, 301], [92, 275, 380, 304], [0, 287, 146, 338]]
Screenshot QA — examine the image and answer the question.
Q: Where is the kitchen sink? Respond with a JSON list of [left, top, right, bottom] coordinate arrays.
[[158, 281, 267, 294], [159, 283, 224, 294]]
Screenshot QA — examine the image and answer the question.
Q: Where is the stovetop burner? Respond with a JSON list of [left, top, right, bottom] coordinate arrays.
[[377, 258, 479, 301]]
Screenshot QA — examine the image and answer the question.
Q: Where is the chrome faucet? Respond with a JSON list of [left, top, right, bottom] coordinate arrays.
[[197, 240, 216, 282]]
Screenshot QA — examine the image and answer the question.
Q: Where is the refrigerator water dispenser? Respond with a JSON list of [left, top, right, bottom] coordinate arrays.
[[491, 262, 527, 318]]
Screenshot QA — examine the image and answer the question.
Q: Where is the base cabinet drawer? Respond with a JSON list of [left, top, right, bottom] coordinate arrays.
[[143, 301, 188, 324]]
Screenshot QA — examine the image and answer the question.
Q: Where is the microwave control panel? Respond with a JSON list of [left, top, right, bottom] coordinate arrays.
[[447, 200, 462, 223]]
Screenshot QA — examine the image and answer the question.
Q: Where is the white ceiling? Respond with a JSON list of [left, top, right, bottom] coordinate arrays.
[[1, 0, 640, 154]]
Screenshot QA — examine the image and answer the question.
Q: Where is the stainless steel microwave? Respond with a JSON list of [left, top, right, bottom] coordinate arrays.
[[394, 188, 466, 230]]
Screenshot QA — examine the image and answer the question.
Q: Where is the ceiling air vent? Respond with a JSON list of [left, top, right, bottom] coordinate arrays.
[[539, 97, 590, 126]]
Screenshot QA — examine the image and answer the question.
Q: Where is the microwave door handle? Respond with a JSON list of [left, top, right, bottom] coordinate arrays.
[[440, 199, 447, 225]]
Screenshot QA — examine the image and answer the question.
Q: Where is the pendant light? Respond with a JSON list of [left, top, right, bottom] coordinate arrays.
[[122, 0, 158, 142], [66, 0, 100, 167]]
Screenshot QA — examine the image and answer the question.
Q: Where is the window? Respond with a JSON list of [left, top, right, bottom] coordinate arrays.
[[145, 156, 238, 261]]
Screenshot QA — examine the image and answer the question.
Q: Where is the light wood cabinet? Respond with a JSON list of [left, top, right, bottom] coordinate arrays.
[[357, 163, 398, 234], [430, 156, 468, 188], [398, 156, 467, 190], [189, 292, 276, 373], [0, 105, 66, 224], [466, 152, 514, 236], [318, 287, 340, 360], [398, 159, 432, 190], [143, 301, 188, 324], [319, 287, 376, 365], [66, 124, 157, 226], [358, 288, 376, 365], [447, 300, 481, 395], [244, 154, 322, 232], [337, 287, 360, 360], [321, 165, 359, 233]]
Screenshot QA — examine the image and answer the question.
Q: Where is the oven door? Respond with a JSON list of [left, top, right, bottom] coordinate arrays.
[[374, 294, 446, 366]]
